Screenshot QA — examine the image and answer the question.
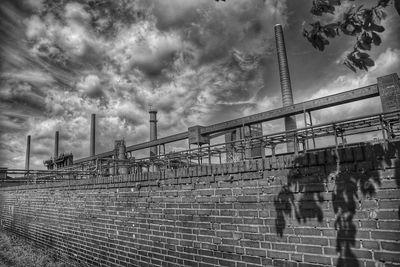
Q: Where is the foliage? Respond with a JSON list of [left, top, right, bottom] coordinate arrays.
[[0, 230, 81, 267], [303, 0, 400, 72]]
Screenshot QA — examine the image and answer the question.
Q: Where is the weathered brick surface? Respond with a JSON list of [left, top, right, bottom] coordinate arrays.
[[0, 141, 399, 266]]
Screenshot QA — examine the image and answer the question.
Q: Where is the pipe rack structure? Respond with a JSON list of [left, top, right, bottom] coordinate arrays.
[[7, 109, 399, 182], [73, 80, 386, 164]]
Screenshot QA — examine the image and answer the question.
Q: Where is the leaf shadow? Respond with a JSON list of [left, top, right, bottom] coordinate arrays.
[[273, 141, 399, 266]]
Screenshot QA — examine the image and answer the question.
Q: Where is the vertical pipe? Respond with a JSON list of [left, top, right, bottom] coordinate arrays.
[[149, 109, 158, 158], [90, 114, 96, 157], [54, 131, 59, 159], [208, 146, 211, 165], [303, 109, 309, 151], [274, 24, 297, 152], [333, 124, 338, 148], [308, 111, 316, 148], [25, 135, 31, 171]]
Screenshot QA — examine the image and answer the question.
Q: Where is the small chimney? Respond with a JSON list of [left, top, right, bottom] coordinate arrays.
[[149, 108, 158, 158], [274, 24, 297, 152], [54, 131, 59, 159], [115, 140, 128, 175], [25, 135, 31, 171], [90, 114, 96, 157]]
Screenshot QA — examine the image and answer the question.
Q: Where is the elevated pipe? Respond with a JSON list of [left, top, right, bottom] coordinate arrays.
[[90, 114, 96, 157], [274, 24, 297, 152]]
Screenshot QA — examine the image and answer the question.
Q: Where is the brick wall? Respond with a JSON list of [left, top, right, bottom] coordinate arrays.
[[0, 141, 399, 267]]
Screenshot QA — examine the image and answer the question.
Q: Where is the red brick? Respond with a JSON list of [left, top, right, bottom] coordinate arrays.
[[240, 240, 260, 248], [379, 221, 400, 231], [300, 237, 329, 246], [245, 248, 266, 257], [267, 250, 289, 260], [374, 251, 400, 262], [296, 245, 323, 254], [381, 241, 400, 251], [303, 254, 331, 265], [294, 228, 321, 236], [371, 231, 400, 241], [241, 255, 261, 264], [362, 240, 379, 250], [272, 243, 295, 251]]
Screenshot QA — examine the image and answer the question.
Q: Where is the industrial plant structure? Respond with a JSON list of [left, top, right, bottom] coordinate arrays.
[[1, 25, 400, 184]]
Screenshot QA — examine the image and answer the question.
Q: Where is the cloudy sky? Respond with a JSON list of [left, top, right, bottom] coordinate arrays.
[[0, 0, 399, 170]]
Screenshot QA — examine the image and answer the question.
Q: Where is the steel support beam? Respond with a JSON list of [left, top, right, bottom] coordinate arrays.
[[201, 84, 379, 135]]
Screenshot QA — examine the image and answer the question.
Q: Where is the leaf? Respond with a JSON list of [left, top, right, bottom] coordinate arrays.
[[358, 52, 369, 59], [362, 32, 372, 44], [311, 6, 323, 16], [395, 0, 400, 16], [363, 58, 375, 67], [371, 24, 385, 32], [356, 4, 364, 13], [344, 60, 357, 72], [378, 0, 390, 7], [313, 36, 326, 51], [358, 41, 371, 51], [362, 9, 373, 29], [328, 0, 341, 6], [371, 32, 381, 46], [324, 26, 337, 38]]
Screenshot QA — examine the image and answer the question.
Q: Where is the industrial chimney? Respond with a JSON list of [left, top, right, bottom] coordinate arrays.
[[90, 114, 96, 157], [54, 131, 59, 159], [25, 135, 31, 171], [149, 109, 158, 158], [115, 140, 128, 175], [274, 24, 297, 152]]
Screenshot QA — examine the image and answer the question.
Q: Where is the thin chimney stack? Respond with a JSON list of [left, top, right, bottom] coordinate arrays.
[[90, 114, 96, 157], [149, 109, 158, 158], [274, 24, 297, 152], [54, 131, 59, 159], [25, 135, 31, 171]]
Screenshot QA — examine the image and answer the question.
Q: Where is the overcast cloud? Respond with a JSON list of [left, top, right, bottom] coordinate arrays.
[[0, 0, 399, 169]]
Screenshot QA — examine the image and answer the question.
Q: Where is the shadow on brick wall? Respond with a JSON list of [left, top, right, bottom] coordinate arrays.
[[273, 141, 400, 266]]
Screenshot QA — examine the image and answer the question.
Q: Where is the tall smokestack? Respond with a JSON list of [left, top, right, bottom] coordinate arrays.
[[274, 24, 297, 152], [90, 114, 96, 157], [149, 109, 158, 158], [25, 135, 31, 171], [54, 131, 59, 159]]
